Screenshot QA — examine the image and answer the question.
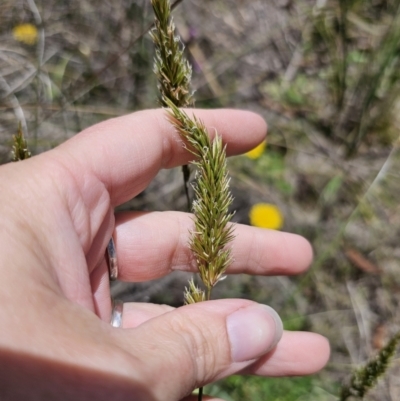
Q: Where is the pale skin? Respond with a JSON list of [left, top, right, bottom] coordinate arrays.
[[0, 109, 330, 400]]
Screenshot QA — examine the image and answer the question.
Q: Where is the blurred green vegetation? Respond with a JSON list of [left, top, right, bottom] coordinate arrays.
[[206, 375, 339, 401]]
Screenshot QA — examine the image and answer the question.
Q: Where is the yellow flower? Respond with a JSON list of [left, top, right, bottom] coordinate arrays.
[[249, 203, 283, 230], [12, 23, 38, 45], [245, 141, 266, 159]]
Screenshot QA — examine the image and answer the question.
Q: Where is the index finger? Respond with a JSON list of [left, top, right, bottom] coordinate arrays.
[[54, 108, 267, 206]]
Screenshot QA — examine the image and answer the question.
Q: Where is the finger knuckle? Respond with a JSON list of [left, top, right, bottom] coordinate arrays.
[[166, 312, 220, 388]]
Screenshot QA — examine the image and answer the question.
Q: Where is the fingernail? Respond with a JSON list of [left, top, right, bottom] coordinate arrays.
[[226, 305, 283, 363]]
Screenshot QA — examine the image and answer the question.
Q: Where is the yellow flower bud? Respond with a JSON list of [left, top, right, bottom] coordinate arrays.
[[12, 23, 38, 45]]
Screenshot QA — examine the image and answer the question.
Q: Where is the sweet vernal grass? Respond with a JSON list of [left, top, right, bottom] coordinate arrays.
[[150, 2, 235, 399], [340, 331, 400, 400], [150, 0, 193, 108], [166, 100, 235, 301], [12, 122, 31, 161], [150, 0, 235, 303], [183, 278, 206, 304], [150, 0, 193, 207]]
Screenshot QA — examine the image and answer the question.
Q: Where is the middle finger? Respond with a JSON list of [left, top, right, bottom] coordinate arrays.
[[114, 211, 313, 282]]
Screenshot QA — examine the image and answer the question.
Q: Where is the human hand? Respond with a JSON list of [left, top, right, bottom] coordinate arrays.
[[0, 109, 329, 400]]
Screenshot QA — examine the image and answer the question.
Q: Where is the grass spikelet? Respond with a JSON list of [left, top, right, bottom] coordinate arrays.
[[12, 123, 31, 161], [150, 0, 193, 108], [150, 0, 194, 207], [166, 99, 235, 297], [340, 332, 400, 400], [184, 278, 206, 305], [150, 0, 235, 300]]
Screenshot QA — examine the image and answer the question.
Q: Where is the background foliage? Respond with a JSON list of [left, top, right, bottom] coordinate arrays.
[[1, 0, 399, 399]]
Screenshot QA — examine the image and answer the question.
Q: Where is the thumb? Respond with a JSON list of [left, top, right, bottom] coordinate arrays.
[[116, 299, 283, 401]]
